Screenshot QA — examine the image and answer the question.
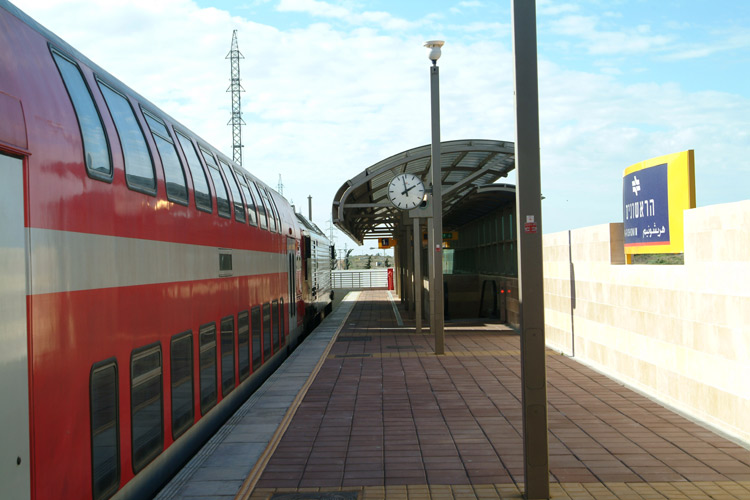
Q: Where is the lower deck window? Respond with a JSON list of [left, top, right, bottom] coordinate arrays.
[[170, 332, 193, 439], [90, 360, 119, 500], [251, 307, 262, 370], [272, 300, 280, 351], [238, 312, 250, 381], [279, 298, 286, 346], [262, 303, 272, 361], [220, 316, 235, 396], [131, 344, 163, 473], [199, 324, 217, 414]]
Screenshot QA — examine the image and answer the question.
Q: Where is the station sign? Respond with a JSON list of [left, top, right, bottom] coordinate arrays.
[[622, 150, 695, 255], [378, 238, 396, 249], [421, 231, 459, 242]]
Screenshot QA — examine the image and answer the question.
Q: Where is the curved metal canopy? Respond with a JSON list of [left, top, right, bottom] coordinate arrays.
[[332, 139, 515, 245]]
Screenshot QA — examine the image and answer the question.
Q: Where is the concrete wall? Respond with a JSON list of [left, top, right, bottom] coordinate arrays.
[[544, 200, 750, 446]]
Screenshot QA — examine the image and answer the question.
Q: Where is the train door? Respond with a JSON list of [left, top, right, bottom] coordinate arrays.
[[0, 154, 31, 499]]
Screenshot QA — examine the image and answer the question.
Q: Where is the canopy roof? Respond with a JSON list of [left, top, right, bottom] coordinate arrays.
[[332, 139, 515, 245]]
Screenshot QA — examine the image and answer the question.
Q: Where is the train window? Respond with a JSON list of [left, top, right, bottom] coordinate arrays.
[[98, 81, 156, 195], [263, 303, 272, 361], [251, 306, 262, 370], [170, 332, 193, 440], [249, 182, 268, 230], [272, 300, 280, 351], [142, 111, 188, 205], [279, 298, 286, 346], [266, 190, 283, 233], [218, 160, 246, 223], [90, 359, 119, 500], [238, 311, 250, 381], [199, 323, 217, 415], [258, 188, 277, 232], [220, 316, 235, 397], [237, 173, 258, 226], [175, 133, 212, 212], [130, 344, 163, 473], [200, 149, 231, 218], [50, 50, 112, 182]]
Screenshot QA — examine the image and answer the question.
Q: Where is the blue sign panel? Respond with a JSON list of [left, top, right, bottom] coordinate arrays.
[[622, 162, 670, 246]]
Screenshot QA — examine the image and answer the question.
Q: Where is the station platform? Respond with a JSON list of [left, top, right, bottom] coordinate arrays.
[[158, 290, 750, 500]]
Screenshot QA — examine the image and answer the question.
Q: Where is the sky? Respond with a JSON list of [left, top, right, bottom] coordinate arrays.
[[10, 0, 750, 255]]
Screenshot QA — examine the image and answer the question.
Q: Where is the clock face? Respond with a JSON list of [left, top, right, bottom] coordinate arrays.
[[388, 173, 425, 210]]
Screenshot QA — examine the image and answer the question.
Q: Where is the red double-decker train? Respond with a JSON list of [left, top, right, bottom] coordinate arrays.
[[0, 1, 332, 498]]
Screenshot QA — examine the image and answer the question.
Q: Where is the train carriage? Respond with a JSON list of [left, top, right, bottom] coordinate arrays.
[[0, 1, 332, 499]]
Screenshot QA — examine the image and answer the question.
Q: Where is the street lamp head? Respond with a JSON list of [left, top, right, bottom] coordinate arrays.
[[424, 40, 444, 65]]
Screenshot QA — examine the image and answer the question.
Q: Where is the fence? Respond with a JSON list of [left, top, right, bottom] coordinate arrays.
[[332, 269, 390, 289]]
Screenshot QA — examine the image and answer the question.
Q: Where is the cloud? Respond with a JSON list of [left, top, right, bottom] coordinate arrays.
[[537, 1, 580, 17], [9, 0, 750, 242], [662, 30, 750, 61], [276, 0, 420, 31], [548, 14, 674, 55]]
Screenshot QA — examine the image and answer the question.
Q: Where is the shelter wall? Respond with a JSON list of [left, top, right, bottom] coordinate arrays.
[[543, 200, 750, 446]]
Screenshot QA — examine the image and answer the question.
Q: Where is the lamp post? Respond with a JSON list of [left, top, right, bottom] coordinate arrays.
[[425, 40, 444, 355]]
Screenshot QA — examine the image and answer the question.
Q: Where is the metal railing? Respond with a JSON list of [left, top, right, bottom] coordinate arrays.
[[332, 269, 390, 289]]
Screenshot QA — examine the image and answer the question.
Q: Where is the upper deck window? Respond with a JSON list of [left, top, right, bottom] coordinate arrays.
[[249, 182, 268, 230], [98, 81, 156, 195], [218, 160, 246, 223], [258, 186, 277, 232], [175, 133, 212, 212], [237, 173, 258, 226], [265, 189, 282, 233], [50, 49, 112, 181], [142, 111, 188, 204], [200, 149, 231, 218]]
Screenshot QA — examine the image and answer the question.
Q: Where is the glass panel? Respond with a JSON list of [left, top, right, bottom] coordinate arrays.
[[170, 332, 193, 439], [176, 133, 212, 212], [90, 362, 119, 500], [237, 174, 258, 226], [251, 307, 262, 370], [220, 316, 235, 396], [144, 114, 169, 138], [199, 324, 217, 414], [51, 51, 111, 178], [262, 303, 272, 361], [278, 298, 286, 347], [219, 161, 246, 223], [250, 182, 268, 230], [272, 300, 280, 351], [98, 82, 155, 193], [131, 346, 163, 472], [200, 149, 231, 218], [238, 312, 250, 381], [259, 188, 277, 232], [143, 113, 188, 203], [266, 190, 282, 233]]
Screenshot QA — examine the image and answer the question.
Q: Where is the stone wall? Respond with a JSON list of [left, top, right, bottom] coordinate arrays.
[[543, 200, 750, 446]]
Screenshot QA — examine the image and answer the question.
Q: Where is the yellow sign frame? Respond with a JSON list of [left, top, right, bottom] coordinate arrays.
[[622, 150, 695, 255]]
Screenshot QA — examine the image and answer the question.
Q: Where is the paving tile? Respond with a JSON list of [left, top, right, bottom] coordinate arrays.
[[175, 290, 750, 500]]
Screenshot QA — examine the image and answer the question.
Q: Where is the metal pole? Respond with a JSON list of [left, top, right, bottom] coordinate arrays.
[[429, 64, 444, 355], [512, 1, 549, 499], [413, 217, 422, 334]]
